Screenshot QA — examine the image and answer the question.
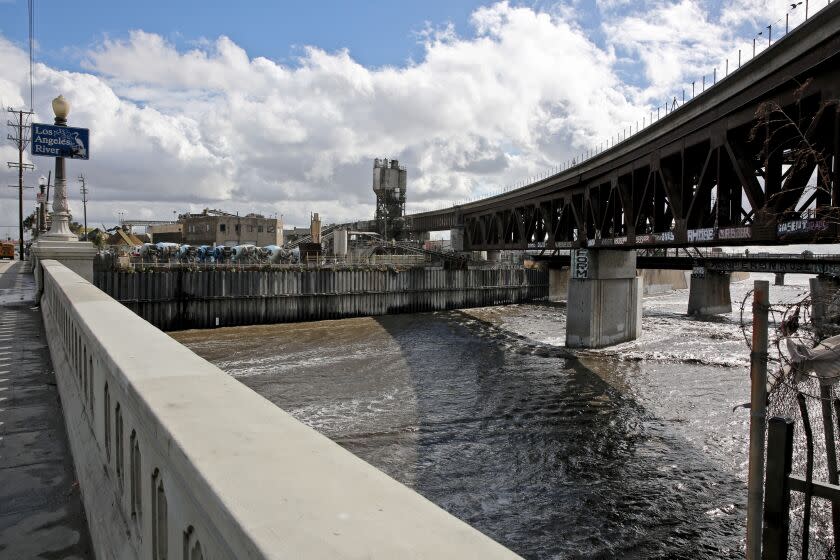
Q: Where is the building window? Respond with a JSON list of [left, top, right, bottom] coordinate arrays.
[[235, 224, 240, 233], [220, 224, 226, 232], [205, 224, 210, 232], [267, 226, 275, 233], [248, 226, 254, 233], [257, 226, 264, 233]]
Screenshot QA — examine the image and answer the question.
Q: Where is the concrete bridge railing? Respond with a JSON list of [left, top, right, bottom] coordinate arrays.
[[39, 259, 520, 559]]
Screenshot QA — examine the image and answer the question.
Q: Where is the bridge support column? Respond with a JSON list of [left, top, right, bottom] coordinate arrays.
[[566, 250, 642, 348], [687, 268, 732, 316], [450, 227, 464, 252], [774, 273, 785, 286], [810, 276, 840, 329], [548, 267, 569, 302]]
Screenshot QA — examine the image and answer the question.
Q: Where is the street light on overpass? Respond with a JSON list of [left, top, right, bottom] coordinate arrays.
[[43, 95, 75, 240]]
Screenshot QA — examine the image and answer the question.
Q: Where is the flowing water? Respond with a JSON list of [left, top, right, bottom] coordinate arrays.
[[172, 272, 813, 559]]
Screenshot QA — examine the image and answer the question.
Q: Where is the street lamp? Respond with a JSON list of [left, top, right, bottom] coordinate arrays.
[[52, 95, 69, 121], [38, 175, 46, 234], [43, 95, 76, 240]]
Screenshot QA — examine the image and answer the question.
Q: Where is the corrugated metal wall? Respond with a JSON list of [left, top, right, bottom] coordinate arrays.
[[94, 267, 549, 330]]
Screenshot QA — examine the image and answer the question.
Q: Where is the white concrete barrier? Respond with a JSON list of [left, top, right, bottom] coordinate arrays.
[[40, 259, 521, 560]]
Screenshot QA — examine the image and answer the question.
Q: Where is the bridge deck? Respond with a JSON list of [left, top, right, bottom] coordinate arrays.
[[536, 251, 840, 275], [0, 262, 92, 558]]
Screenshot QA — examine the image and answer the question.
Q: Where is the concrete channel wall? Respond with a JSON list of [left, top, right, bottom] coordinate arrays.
[[94, 267, 549, 330], [40, 260, 522, 560]]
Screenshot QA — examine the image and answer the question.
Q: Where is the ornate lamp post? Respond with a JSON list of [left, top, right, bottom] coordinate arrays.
[[30, 94, 96, 293], [43, 95, 76, 241]]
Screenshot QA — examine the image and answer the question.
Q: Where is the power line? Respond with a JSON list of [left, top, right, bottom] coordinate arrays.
[[28, 0, 35, 111], [7, 108, 35, 259]]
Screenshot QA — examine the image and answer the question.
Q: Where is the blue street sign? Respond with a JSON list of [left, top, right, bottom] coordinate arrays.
[[31, 123, 90, 160]]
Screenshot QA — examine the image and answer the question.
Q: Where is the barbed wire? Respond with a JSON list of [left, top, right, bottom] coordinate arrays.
[[738, 283, 840, 403], [738, 281, 840, 559]]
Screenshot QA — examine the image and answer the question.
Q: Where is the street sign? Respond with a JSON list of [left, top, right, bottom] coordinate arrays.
[[31, 123, 89, 160], [36, 193, 45, 203]]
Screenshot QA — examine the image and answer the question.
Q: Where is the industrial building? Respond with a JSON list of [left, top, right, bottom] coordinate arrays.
[[180, 209, 283, 246], [147, 223, 183, 243], [373, 158, 406, 240]]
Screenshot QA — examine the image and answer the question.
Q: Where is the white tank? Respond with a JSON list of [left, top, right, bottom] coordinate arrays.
[[232, 244, 256, 261], [334, 228, 348, 257]]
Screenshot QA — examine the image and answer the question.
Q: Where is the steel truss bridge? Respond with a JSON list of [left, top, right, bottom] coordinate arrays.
[[399, 3, 840, 252], [539, 249, 840, 276]]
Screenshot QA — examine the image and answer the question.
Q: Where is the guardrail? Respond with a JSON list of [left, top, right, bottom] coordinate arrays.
[[39, 259, 521, 559], [110, 253, 432, 270]]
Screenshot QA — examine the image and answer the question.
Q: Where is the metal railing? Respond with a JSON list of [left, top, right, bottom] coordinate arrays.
[[764, 409, 840, 559], [106, 253, 433, 271]]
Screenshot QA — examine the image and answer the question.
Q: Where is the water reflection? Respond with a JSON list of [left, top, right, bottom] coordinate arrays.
[[176, 306, 748, 558]]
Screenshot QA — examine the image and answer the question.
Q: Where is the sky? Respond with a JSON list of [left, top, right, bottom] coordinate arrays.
[[0, 0, 820, 236]]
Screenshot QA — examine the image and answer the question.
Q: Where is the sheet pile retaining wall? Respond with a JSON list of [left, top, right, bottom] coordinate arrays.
[[94, 267, 549, 330]]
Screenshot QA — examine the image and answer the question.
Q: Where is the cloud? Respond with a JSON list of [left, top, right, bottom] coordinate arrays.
[[0, 0, 780, 235], [602, 0, 812, 104]]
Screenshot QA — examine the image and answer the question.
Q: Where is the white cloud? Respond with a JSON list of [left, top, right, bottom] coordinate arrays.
[[602, 0, 814, 104], [0, 0, 783, 236]]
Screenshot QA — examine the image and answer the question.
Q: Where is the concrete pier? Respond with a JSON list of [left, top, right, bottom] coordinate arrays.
[[450, 227, 464, 252], [810, 275, 840, 326], [774, 273, 785, 286], [565, 250, 642, 348], [687, 269, 732, 316], [548, 267, 570, 302]]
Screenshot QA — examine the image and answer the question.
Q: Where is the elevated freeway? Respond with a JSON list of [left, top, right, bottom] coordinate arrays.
[[400, 2, 840, 252]]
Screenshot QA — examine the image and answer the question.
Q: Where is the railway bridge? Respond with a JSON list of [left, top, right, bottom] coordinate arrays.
[[539, 249, 840, 317], [395, 2, 840, 347], [404, 2, 840, 253]]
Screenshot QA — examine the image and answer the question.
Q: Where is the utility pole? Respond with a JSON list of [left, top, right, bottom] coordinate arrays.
[[79, 174, 88, 240], [7, 108, 35, 260]]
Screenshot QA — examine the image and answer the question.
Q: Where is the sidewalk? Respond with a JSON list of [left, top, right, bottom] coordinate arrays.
[[0, 261, 92, 559]]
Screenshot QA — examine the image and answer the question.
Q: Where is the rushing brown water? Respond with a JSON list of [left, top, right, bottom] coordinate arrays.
[[172, 272, 812, 559]]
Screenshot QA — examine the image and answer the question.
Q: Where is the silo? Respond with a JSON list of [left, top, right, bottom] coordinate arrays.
[[334, 228, 348, 257]]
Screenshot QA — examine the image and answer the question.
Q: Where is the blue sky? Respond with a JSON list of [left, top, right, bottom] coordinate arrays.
[[0, 0, 812, 230], [1, 0, 502, 68]]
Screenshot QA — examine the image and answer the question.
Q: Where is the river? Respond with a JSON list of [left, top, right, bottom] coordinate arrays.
[[171, 272, 812, 559]]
